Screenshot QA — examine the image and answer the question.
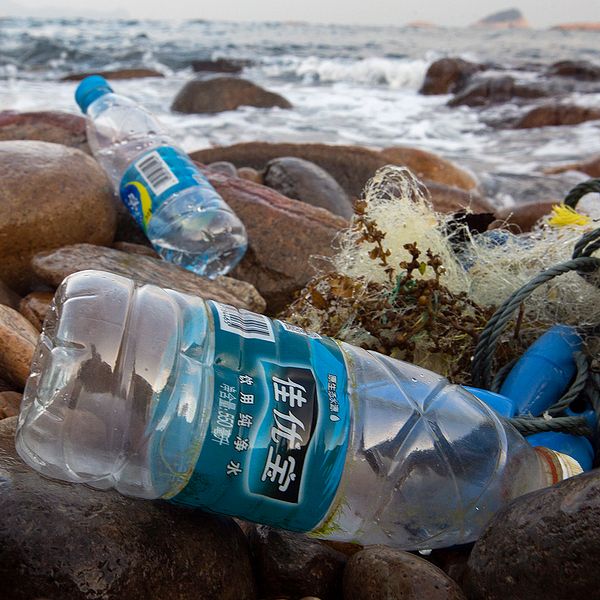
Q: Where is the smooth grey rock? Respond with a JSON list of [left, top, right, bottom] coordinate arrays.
[[264, 157, 354, 219], [0, 417, 257, 600], [207, 161, 239, 177]]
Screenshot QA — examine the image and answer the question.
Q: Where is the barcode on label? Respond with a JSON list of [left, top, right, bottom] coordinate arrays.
[[213, 302, 275, 342], [278, 320, 321, 339], [135, 151, 179, 195]]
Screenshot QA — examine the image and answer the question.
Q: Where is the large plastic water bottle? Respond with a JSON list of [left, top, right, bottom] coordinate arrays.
[[15, 270, 580, 550], [75, 75, 247, 278]]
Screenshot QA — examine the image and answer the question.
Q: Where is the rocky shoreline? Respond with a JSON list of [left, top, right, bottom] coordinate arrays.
[[0, 54, 599, 597]]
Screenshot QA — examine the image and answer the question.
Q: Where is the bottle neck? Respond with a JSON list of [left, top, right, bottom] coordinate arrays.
[[535, 446, 583, 485]]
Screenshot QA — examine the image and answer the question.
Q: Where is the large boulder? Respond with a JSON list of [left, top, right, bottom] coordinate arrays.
[[171, 77, 292, 114], [0, 141, 116, 293], [380, 146, 478, 191], [419, 58, 485, 95], [191, 142, 387, 198], [515, 103, 600, 128], [546, 60, 600, 81], [0, 111, 89, 152], [0, 417, 257, 600], [31, 243, 266, 313], [464, 470, 600, 600], [344, 546, 466, 600], [192, 142, 489, 209], [191, 58, 251, 74], [448, 76, 549, 107], [61, 68, 164, 81], [202, 169, 348, 313], [263, 157, 354, 219]]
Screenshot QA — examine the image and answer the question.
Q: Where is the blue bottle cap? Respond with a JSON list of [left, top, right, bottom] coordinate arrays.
[[75, 75, 114, 113]]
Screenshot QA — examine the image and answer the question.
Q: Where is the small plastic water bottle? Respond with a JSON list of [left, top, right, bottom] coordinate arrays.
[[75, 75, 247, 278], [16, 271, 580, 550]]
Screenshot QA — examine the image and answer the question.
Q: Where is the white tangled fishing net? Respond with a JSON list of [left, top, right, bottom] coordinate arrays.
[[334, 166, 470, 294], [334, 165, 600, 332]]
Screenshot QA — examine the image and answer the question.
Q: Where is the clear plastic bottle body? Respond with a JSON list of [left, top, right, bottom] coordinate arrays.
[[17, 271, 555, 550], [313, 343, 549, 548], [85, 93, 247, 278]]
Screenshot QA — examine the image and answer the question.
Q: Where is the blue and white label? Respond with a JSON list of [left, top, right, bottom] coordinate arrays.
[[119, 145, 214, 230], [172, 301, 351, 532]]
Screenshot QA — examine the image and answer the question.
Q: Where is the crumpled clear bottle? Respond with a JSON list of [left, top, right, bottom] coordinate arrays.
[[76, 75, 247, 278], [16, 270, 580, 550]]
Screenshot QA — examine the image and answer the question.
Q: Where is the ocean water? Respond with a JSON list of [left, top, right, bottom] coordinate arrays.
[[1, 18, 600, 207]]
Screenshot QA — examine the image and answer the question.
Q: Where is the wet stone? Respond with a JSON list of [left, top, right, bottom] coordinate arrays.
[[191, 58, 251, 74], [112, 241, 160, 259], [249, 525, 347, 600], [494, 201, 557, 232], [0, 304, 39, 389], [0, 111, 89, 153], [190, 142, 389, 199], [544, 154, 600, 178], [61, 68, 164, 81], [0, 392, 21, 418], [419, 57, 485, 95], [514, 103, 600, 128], [207, 161, 239, 177], [0, 417, 257, 600], [263, 157, 354, 219], [380, 147, 479, 191], [237, 166, 263, 184], [31, 243, 266, 313], [465, 469, 600, 600], [19, 292, 55, 332], [343, 545, 466, 600], [172, 77, 292, 114], [547, 60, 600, 81], [0, 141, 116, 293], [201, 169, 347, 314], [448, 75, 551, 107], [0, 279, 21, 310]]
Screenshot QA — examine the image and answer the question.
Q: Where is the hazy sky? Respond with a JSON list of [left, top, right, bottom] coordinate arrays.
[[3, 0, 599, 28]]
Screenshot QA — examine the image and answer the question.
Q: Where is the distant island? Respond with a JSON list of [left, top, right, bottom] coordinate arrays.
[[551, 22, 600, 31], [473, 8, 529, 29]]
